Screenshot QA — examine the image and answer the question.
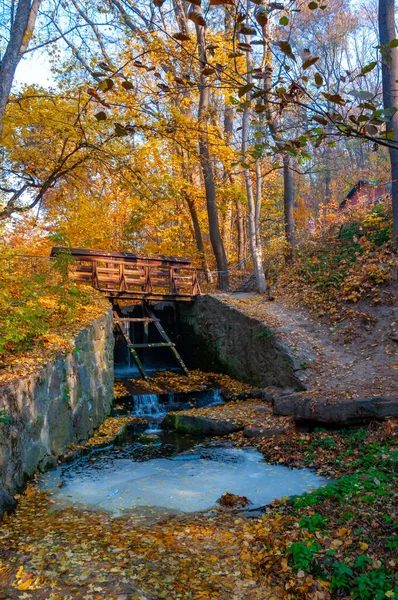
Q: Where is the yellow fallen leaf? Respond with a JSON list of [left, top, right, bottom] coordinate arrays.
[[17, 577, 35, 591], [15, 565, 24, 579], [359, 541, 369, 551]]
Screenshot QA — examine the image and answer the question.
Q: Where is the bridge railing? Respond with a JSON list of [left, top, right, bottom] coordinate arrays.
[[68, 255, 201, 299]]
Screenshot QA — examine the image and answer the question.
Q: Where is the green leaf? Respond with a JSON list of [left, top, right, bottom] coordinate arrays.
[[308, 1, 318, 8], [349, 90, 374, 100], [238, 83, 254, 98], [279, 16, 289, 25], [390, 38, 398, 47], [94, 111, 107, 121], [114, 124, 128, 137], [360, 61, 377, 76], [97, 78, 114, 92]]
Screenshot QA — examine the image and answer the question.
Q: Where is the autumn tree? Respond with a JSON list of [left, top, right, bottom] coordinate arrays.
[[0, 0, 43, 139]]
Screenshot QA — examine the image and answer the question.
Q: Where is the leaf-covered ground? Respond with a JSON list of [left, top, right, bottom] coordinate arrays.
[[0, 395, 396, 600]]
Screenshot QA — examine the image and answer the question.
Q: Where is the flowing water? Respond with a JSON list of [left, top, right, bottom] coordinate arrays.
[[131, 394, 167, 432]]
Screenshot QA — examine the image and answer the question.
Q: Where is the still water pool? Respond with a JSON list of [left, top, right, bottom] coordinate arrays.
[[40, 431, 328, 522]]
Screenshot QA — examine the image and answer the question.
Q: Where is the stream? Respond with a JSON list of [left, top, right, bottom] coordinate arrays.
[[40, 390, 328, 523]]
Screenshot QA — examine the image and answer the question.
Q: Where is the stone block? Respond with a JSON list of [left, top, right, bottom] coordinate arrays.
[[162, 413, 244, 435], [243, 425, 287, 438]]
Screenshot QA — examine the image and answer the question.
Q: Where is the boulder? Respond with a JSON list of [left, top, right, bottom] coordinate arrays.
[[273, 394, 303, 416], [274, 394, 398, 425], [0, 484, 16, 518], [249, 389, 263, 399], [261, 388, 277, 402], [162, 413, 244, 436], [38, 454, 57, 473], [243, 425, 287, 438]]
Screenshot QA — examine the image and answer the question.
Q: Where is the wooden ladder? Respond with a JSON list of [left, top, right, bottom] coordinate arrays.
[[113, 304, 189, 380]]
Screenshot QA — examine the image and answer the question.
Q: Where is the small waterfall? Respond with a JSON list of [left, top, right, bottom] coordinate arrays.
[[196, 389, 224, 408], [131, 394, 166, 432]]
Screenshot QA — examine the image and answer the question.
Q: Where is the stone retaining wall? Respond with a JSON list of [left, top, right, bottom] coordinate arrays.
[[0, 310, 114, 517], [178, 295, 305, 389]]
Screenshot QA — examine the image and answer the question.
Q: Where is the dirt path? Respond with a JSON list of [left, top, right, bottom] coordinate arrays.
[[222, 289, 398, 402]]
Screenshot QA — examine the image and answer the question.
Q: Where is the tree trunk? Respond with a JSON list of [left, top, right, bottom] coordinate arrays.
[[379, 0, 398, 249], [0, 0, 42, 140], [236, 200, 245, 268], [241, 19, 266, 293], [255, 161, 262, 248], [184, 192, 213, 283], [195, 22, 229, 289], [223, 103, 235, 262], [283, 155, 295, 262], [242, 90, 266, 291]]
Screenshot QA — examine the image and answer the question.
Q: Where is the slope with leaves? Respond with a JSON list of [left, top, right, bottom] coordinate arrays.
[[281, 200, 396, 320], [0, 249, 109, 384]]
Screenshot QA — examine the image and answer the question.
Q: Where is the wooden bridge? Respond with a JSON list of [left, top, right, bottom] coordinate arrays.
[[51, 247, 201, 302], [50, 247, 201, 378]]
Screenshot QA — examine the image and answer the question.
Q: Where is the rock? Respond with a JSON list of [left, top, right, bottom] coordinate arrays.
[[63, 448, 85, 464], [0, 311, 114, 509], [162, 413, 244, 436], [274, 394, 398, 425], [243, 425, 287, 438], [279, 387, 296, 397], [294, 397, 398, 425], [249, 389, 263, 399], [0, 484, 16, 518], [273, 394, 303, 416], [115, 423, 128, 441], [253, 405, 272, 414], [261, 387, 279, 402], [38, 455, 57, 473]]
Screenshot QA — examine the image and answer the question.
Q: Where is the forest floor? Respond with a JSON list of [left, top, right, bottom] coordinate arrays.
[[222, 284, 398, 402], [0, 290, 397, 599]]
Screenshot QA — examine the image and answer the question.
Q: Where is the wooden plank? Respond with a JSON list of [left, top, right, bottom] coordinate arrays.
[[114, 317, 159, 323], [51, 246, 192, 266], [144, 305, 189, 376], [113, 311, 147, 379], [131, 342, 174, 348], [106, 292, 195, 301]]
